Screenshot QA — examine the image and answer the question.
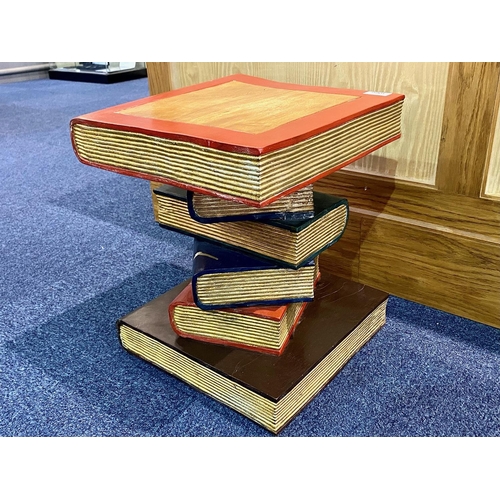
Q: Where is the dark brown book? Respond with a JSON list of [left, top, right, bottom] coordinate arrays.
[[117, 274, 388, 434]]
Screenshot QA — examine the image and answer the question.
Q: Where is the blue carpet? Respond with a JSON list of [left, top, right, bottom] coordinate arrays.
[[0, 77, 499, 437]]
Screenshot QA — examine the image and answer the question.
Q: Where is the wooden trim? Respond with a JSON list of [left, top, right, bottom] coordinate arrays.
[[436, 62, 500, 197], [316, 171, 500, 242], [357, 215, 500, 328], [146, 62, 173, 95], [317, 167, 500, 328]]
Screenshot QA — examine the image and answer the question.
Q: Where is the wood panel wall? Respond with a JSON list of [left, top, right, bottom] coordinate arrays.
[[146, 62, 500, 328]]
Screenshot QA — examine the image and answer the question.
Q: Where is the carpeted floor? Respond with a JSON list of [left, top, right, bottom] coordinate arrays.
[[0, 77, 498, 437]]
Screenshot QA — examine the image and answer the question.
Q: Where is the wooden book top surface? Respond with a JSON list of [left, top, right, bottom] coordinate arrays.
[[71, 73, 404, 155], [119, 274, 388, 401]]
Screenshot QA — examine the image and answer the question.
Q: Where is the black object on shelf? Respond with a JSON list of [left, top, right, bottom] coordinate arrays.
[[48, 63, 147, 84]]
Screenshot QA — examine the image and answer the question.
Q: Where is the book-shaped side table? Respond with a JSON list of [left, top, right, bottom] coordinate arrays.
[[70, 74, 404, 434]]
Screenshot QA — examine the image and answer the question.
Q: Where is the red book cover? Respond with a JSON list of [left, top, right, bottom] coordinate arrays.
[[70, 74, 405, 207], [168, 282, 308, 355]]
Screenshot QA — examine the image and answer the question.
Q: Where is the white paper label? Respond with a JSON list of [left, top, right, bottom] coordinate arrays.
[[364, 91, 392, 96]]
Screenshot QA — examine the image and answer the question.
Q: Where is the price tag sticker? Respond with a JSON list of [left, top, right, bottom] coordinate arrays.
[[364, 91, 392, 96]]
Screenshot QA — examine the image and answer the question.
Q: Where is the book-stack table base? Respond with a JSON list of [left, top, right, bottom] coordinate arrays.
[[118, 274, 388, 434], [70, 73, 403, 434]]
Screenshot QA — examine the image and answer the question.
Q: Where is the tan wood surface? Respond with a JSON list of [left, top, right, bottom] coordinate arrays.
[[146, 62, 172, 95], [316, 172, 500, 241], [358, 217, 500, 328], [122, 80, 357, 134], [146, 62, 500, 328]]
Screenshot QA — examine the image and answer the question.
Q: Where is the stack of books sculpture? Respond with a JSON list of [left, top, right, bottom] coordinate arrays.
[[70, 74, 404, 433]]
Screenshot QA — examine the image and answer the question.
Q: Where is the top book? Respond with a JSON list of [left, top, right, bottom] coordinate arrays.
[[71, 74, 404, 207]]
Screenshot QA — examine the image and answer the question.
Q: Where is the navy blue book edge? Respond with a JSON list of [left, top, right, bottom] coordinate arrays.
[[153, 184, 349, 269], [192, 239, 317, 310]]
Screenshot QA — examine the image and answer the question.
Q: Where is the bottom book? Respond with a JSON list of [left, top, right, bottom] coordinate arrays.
[[117, 274, 388, 434]]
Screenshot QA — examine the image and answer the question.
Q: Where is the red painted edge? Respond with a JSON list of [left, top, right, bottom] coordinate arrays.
[[260, 133, 401, 204], [166, 273, 322, 355], [72, 130, 401, 208], [169, 299, 308, 357], [70, 73, 404, 156]]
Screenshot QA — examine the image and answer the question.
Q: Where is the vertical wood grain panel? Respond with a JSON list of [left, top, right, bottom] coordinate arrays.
[[436, 62, 500, 197], [146, 62, 173, 95], [483, 85, 500, 198], [329, 62, 448, 185]]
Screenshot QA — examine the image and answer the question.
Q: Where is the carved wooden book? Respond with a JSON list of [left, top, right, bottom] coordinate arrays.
[[117, 275, 389, 434], [168, 281, 308, 355], [188, 185, 314, 223], [71, 74, 404, 207], [191, 239, 320, 309], [153, 184, 349, 269]]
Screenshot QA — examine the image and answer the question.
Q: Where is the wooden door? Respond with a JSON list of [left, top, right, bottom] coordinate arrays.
[[146, 62, 500, 328]]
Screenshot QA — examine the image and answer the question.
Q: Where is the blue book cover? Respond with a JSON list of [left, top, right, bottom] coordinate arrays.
[[192, 240, 318, 310], [153, 184, 348, 269]]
